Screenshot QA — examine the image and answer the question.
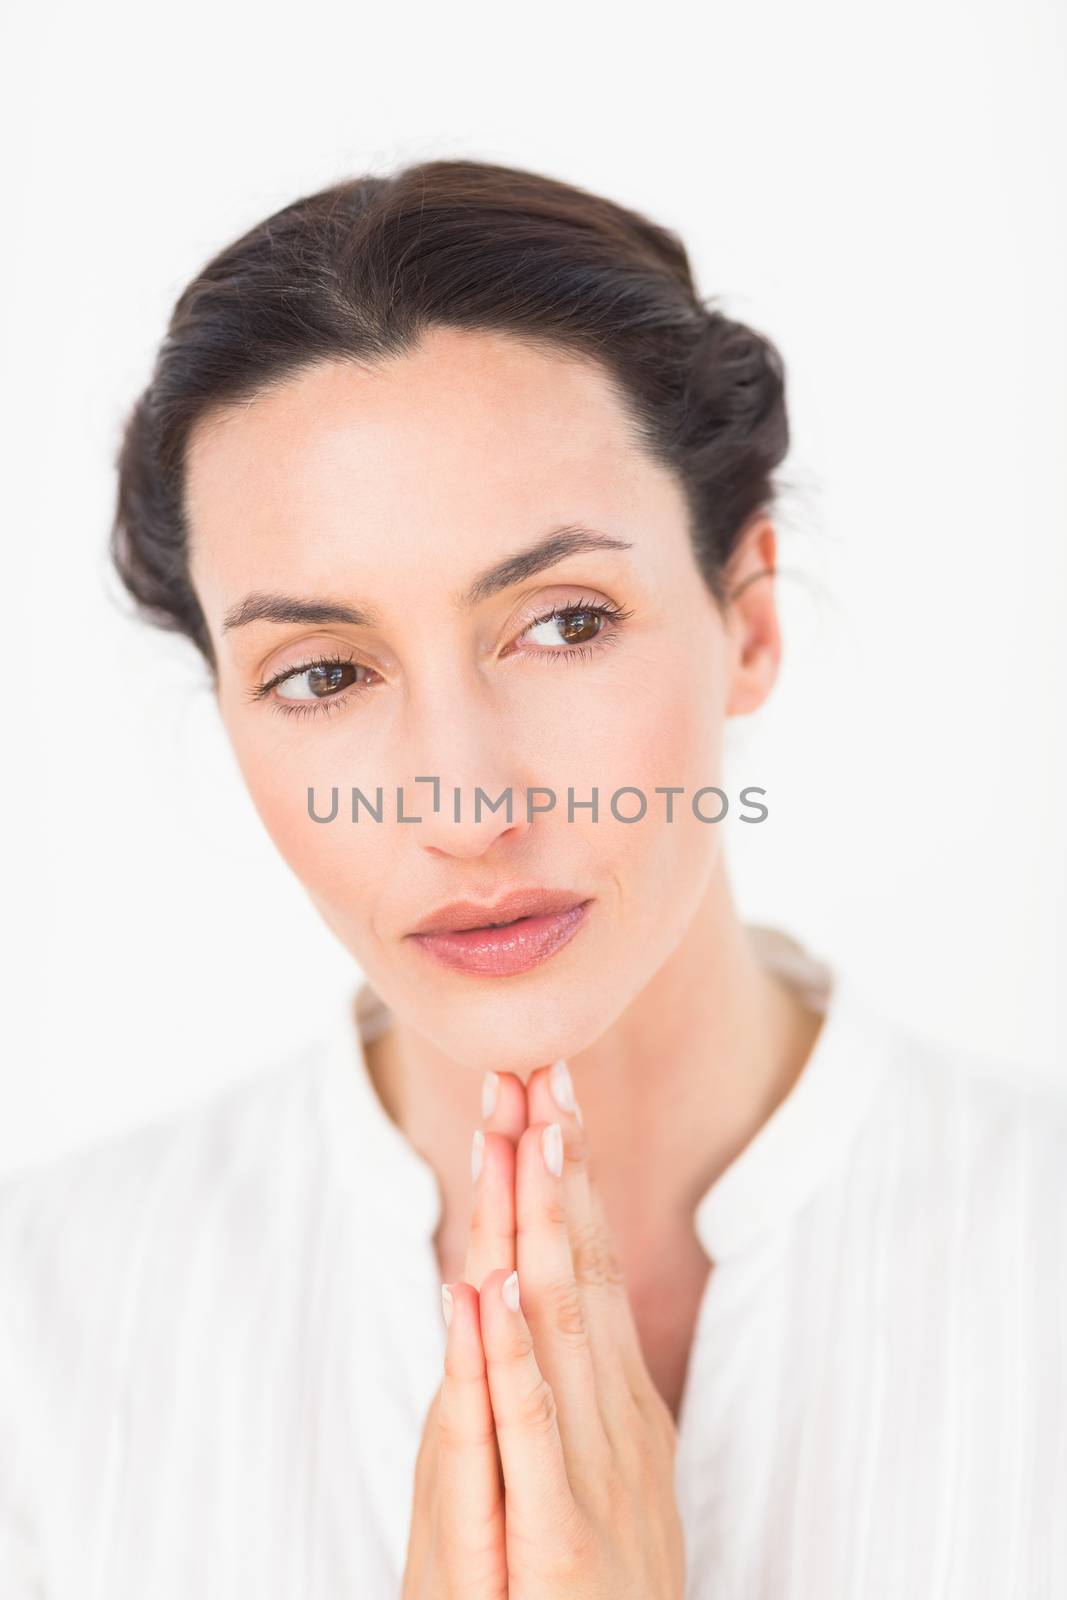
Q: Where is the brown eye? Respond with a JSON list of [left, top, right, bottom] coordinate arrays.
[[523, 607, 607, 649], [558, 609, 604, 645], [276, 659, 368, 701]]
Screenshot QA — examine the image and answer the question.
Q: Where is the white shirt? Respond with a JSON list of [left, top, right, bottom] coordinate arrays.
[[1, 924, 1065, 1598]]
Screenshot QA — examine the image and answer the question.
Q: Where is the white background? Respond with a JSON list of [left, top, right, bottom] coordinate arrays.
[[2, 0, 1064, 1176]]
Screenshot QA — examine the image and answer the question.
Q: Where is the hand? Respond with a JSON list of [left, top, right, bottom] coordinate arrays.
[[478, 1061, 686, 1597], [402, 1060, 686, 1598], [400, 1065, 529, 1599]]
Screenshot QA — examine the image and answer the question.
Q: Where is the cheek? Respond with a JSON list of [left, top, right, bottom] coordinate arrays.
[[532, 625, 723, 791], [560, 633, 724, 819], [221, 711, 390, 927], [629, 674, 725, 893], [542, 636, 726, 919]]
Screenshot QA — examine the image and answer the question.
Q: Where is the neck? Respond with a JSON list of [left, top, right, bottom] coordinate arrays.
[[362, 861, 823, 1274]]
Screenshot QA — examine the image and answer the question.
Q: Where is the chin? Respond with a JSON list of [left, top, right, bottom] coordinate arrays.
[[410, 959, 629, 1076]]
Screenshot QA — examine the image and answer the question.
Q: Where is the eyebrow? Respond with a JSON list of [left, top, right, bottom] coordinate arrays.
[[220, 524, 634, 634]]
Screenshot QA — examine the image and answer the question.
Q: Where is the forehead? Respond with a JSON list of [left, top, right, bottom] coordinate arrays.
[[184, 326, 671, 611]]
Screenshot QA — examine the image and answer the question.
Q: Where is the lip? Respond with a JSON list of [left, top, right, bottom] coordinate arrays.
[[406, 890, 594, 978], [406, 887, 590, 937]]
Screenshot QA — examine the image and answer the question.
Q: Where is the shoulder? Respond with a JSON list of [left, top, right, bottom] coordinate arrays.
[[0, 1031, 343, 1589], [854, 998, 1067, 1250], [0, 1029, 336, 1363], [879, 1011, 1066, 1169]]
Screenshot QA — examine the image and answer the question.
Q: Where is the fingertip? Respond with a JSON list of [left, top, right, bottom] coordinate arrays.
[[527, 1062, 585, 1136], [516, 1117, 572, 1182], [486, 1272, 530, 1368], [481, 1070, 499, 1119], [548, 1057, 580, 1118], [524, 1063, 551, 1108], [471, 1128, 518, 1204], [478, 1266, 525, 1345], [441, 1280, 484, 1361], [482, 1070, 529, 1142]]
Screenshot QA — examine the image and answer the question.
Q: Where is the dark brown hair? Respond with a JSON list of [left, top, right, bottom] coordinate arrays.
[[110, 158, 789, 677]]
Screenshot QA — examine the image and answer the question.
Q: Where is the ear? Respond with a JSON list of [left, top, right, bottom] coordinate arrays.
[[722, 515, 781, 718]]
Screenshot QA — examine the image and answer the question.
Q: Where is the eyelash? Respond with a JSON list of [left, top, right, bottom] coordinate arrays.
[[245, 597, 635, 722]]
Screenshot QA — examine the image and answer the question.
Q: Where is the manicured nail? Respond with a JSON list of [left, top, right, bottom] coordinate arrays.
[[441, 1283, 454, 1328], [542, 1121, 563, 1177], [471, 1128, 484, 1183], [502, 1270, 520, 1312], [481, 1071, 499, 1119], [549, 1058, 583, 1127]]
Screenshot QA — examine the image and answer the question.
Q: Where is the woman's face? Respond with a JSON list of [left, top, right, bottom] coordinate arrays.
[[186, 326, 775, 1073]]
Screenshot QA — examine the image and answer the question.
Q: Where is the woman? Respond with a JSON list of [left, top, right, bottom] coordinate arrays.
[[1, 158, 1063, 1598]]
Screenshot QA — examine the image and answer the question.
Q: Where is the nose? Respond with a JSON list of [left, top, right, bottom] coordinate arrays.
[[399, 683, 532, 861]]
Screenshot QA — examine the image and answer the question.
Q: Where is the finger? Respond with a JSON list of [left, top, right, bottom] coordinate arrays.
[[512, 1116, 610, 1487], [465, 1130, 515, 1291], [436, 1279, 507, 1596], [526, 1060, 595, 1244], [463, 1072, 528, 1292], [526, 1061, 653, 1426], [478, 1265, 579, 1547], [480, 1067, 528, 1143]]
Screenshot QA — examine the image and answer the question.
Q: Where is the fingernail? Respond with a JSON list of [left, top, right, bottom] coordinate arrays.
[[549, 1058, 583, 1127], [471, 1127, 484, 1183], [481, 1071, 499, 1119], [542, 1121, 563, 1177], [502, 1270, 520, 1312], [441, 1283, 454, 1328]]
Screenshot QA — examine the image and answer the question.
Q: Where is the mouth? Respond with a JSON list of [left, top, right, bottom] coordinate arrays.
[[405, 890, 594, 977], [406, 887, 590, 937]]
